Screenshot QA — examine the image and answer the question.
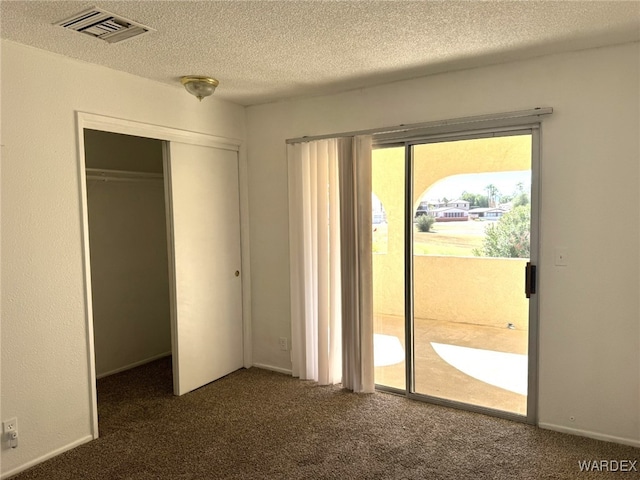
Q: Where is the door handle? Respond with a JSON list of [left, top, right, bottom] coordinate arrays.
[[525, 262, 536, 298]]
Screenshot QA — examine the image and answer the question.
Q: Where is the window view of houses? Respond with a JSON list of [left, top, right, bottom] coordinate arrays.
[[372, 171, 531, 258], [415, 197, 509, 221]]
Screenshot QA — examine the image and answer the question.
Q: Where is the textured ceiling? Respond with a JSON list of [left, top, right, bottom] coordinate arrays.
[[1, 1, 639, 106]]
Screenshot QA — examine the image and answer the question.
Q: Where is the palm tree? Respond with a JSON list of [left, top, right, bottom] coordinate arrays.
[[485, 184, 499, 207]]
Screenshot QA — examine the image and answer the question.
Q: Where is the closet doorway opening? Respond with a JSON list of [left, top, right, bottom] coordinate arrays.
[[84, 129, 174, 395], [78, 114, 248, 439]]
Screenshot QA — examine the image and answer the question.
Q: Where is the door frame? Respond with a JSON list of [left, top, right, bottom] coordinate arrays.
[[76, 112, 252, 439], [374, 122, 541, 425]]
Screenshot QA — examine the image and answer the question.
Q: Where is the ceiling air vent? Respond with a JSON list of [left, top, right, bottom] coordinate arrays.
[[54, 7, 154, 44]]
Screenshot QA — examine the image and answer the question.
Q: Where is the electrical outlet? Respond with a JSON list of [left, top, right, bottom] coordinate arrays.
[[3, 418, 18, 448], [278, 337, 288, 351], [3, 418, 17, 434]]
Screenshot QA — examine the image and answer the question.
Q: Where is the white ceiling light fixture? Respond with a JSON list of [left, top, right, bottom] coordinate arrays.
[[181, 76, 219, 101]]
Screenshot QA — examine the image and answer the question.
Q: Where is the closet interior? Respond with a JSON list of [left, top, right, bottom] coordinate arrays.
[[84, 129, 172, 380]]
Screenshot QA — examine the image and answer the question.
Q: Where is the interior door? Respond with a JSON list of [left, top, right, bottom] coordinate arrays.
[[164, 141, 243, 395]]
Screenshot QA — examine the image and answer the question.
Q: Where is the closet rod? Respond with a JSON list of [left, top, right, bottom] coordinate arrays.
[[86, 168, 164, 182]]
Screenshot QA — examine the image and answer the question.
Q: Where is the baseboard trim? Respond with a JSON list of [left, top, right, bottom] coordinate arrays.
[[252, 363, 292, 375], [539, 422, 640, 448], [96, 351, 172, 379], [1, 434, 93, 479]]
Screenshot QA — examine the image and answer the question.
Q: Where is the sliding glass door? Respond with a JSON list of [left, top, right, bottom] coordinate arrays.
[[372, 129, 539, 422], [372, 146, 406, 390]]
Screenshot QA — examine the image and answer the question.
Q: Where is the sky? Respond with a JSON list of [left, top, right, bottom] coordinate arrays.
[[371, 170, 531, 212], [420, 171, 531, 201]]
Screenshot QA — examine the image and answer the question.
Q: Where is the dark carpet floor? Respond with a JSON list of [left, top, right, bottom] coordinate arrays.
[[11, 357, 639, 479]]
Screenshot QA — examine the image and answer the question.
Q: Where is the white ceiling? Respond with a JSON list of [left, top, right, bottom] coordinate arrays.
[[1, 1, 639, 106]]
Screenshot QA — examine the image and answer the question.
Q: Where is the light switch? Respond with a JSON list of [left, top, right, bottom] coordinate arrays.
[[555, 247, 568, 266]]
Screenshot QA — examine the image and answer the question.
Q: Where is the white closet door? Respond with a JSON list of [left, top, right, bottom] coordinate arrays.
[[165, 142, 243, 395]]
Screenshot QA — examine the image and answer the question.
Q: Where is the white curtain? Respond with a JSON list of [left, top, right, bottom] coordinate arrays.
[[338, 136, 374, 393], [287, 136, 374, 393]]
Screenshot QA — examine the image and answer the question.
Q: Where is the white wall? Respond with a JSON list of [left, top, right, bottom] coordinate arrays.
[[246, 42, 640, 446], [0, 40, 245, 477]]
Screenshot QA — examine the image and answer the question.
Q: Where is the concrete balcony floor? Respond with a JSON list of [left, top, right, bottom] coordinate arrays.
[[374, 314, 529, 416]]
